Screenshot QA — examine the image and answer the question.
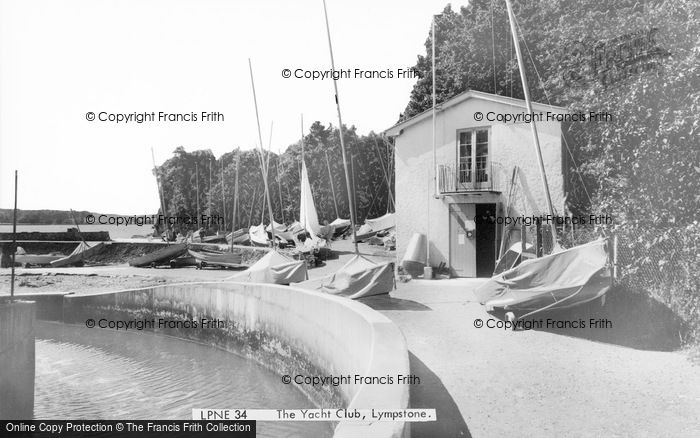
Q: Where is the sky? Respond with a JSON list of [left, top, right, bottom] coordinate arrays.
[[0, 0, 466, 215]]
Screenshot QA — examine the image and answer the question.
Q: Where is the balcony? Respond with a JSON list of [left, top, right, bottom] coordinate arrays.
[[438, 161, 503, 194]]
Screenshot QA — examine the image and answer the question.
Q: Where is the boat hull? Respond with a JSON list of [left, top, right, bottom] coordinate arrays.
[[128, 244, 188, 267]]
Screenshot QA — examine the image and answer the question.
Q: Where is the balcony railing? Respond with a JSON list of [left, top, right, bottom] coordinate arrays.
[[438, 161, 503, 194]]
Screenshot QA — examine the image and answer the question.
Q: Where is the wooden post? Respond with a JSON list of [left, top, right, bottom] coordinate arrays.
[[10, 170, 18, 299]]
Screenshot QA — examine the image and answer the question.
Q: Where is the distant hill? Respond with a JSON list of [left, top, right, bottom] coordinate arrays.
[[0, 209, 117, 225]]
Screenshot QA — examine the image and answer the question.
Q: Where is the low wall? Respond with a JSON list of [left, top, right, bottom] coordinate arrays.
[[60, 283, 410, 438], [0, 300, 36, 419]]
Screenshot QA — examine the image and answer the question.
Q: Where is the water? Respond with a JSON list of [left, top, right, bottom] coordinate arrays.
[[0, 223, 150, 239], [34, 321, 332, 438]]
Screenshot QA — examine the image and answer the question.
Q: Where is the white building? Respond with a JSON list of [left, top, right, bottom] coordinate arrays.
[[385, 90, 569, 277]]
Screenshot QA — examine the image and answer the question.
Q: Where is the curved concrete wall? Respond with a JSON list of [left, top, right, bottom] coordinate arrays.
[[59, 282, 410, 438], [0, 300, 36, 419]]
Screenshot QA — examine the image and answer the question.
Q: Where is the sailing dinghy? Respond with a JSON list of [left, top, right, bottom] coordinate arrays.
[[476, 239, 612, 319]]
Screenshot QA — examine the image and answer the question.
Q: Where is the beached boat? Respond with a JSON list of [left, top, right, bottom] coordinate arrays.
[[476, 239, 612, 320], [188, 249, 247, 269], [298, 254, 394, 299], [50, 241, 106, 267], [330, 217, 351, 236], [227, 250, 307, 284], [128, 243, 188, 267], [226, 228, 250, 245], [353, 213, 396, 242], [14, 247, 63, 267]]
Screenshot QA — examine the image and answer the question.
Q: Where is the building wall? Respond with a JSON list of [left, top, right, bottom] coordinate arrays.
[[394, 97, 566, 272]]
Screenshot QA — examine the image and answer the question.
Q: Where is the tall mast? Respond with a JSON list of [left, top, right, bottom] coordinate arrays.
[[322, 0, 359, 254], [373, 137, 395, 213], [504, 0, 558, 247], [247, 183, 257, 228], [151, 147, 167, 224], [220, 159, 226, 232], [10, 170, 17, 300], [248, 58, 277, 247], [208, 158, 212, 218], [230, 155, 239, 252], [324, 150, 340, 219], [428, 16, 437, 265], [195, 162, 200, 223]]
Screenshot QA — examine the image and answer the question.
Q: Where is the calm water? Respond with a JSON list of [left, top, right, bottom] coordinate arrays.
[[0, 224, 150, 239], [35, 321, 332, 438]]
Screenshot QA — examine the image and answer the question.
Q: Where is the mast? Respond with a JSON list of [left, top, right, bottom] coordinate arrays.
[[322, 0, 359, 254], [220, 159, 226, 232], [230, 155, 239, 252], [195, 162, 200, 223], [276, 159, 285, 224], [208, 158, 212, 218], [10, 170, 17, 300], [504, 0, 558, 247], [151, 147, 167, 227], [324, 150, 340, 219], [247, 183, 257, 228], [248, 58, 277, 247], [426, 16, 437, 267], [372, 137, 395, 212]]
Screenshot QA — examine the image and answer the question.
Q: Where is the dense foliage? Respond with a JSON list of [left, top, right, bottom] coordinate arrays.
[[155, 122, 394, 232]]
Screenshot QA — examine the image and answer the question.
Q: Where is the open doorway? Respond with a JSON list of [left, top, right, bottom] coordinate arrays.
[[475, 203, 497, 277]]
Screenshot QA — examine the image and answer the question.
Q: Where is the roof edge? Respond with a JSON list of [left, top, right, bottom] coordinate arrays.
[[384, 90, 568, 137]]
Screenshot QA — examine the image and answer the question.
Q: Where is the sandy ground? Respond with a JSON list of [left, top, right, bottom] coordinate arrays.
[[2, 239, 699, 437]]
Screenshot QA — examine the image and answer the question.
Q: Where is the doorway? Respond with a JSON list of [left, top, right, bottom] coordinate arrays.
[[475, 203, 497, 277]]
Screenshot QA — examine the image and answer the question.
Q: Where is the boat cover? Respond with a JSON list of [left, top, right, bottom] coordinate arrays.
[[297, 255, 394, 299], [265, 220, 287, 234], [188, 249, 246, 268], [249, 224, 269, 246], [475, 239, 611, 316], [330, 217, 351, 228], [227, 250, 307, 284], [365, 213, 395, 232]]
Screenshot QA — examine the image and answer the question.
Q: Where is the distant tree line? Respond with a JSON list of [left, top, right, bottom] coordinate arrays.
[[0, 209, 97, 225], [155, 122, 395, 232]]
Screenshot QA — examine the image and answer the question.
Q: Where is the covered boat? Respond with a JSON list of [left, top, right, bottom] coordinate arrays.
[[330, 217, 351, 236], [353, 212, 396, 242], [475, 239, 612, 320], [227, 250, 307, 285], [298, 255, 394, 299], [249, 224, 269, 246], [128, 243, 188, 267], [188, 249, 247, 269], [50, 241, 106, 267]]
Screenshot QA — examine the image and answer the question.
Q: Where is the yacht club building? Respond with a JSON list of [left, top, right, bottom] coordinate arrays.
[[385, 90, 569, 277]]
